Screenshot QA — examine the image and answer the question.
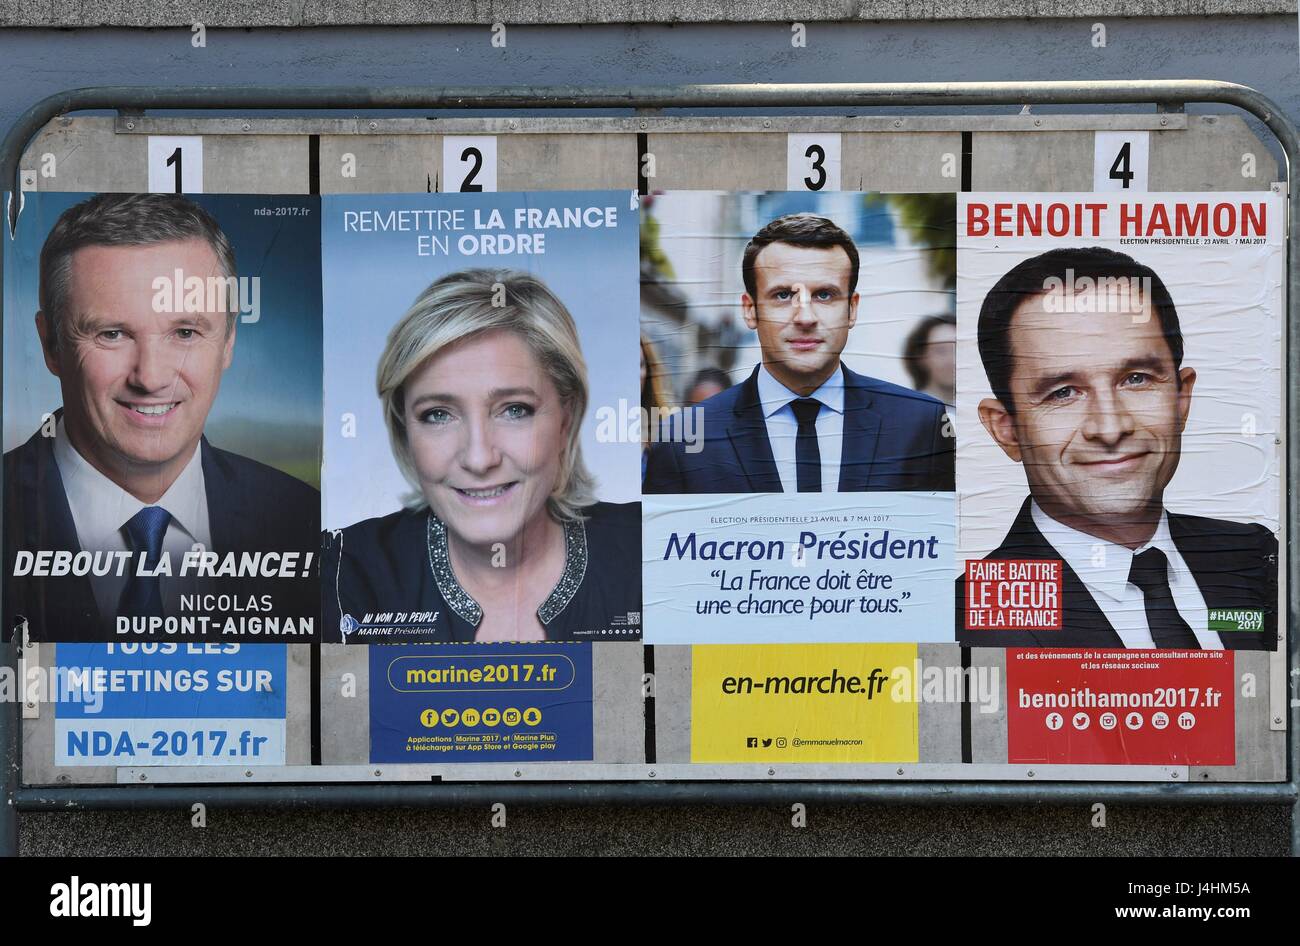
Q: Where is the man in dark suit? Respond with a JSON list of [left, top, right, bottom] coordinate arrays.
[[957, 247, 1276, 650], [644, 213, 953, 493], [3, 193, 319, 642]]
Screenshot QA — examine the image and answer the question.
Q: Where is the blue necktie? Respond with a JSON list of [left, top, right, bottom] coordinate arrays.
[[119, 506, 172, 618], [791, 397, 823, 492]]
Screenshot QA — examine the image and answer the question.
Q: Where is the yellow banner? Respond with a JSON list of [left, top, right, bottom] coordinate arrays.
[[691, 644, 919, 763]]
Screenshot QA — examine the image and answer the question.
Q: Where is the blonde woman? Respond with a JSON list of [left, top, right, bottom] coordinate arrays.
[[323, 268, 640, 643]]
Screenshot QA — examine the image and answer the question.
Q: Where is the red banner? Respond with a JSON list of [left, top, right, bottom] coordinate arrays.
[[1006, 649, 1234, 765]]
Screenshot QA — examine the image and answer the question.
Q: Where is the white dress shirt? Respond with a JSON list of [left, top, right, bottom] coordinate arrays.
[[1030, 500, 1224, 649], [756, 363, 845, 493], [52, 417, 211, 619]]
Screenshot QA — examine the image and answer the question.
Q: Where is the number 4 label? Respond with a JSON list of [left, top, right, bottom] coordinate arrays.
[[787, 133, 840, 192], [442, 136, 497, 192], [148, 136, 203, 193], [1093, 131, 1148, 192]]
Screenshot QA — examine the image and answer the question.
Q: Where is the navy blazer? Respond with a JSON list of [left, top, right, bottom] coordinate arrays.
[[955, 496, 1277, 650], [642, 364, 954, 493], [3, 421, 321, 642]]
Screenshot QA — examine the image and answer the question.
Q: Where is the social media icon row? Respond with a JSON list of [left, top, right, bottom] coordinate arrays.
[[1044, 711, 1196, 732], [420, 706, 543, 728]]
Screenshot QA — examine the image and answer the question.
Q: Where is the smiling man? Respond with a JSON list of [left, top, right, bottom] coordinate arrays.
[[3, 193, 319, 640], [643, 213, 953, 493], [957, 246, 1276, 650]]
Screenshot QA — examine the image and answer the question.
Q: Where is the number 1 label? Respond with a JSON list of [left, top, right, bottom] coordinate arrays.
[[787, 134, 841, 192], [148, 136, 203, 193]]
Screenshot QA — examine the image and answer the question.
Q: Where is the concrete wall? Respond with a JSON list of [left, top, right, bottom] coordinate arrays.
[[3, 11, 1297, 854]]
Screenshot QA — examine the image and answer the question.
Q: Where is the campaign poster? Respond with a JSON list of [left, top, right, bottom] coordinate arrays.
[[368, 643, 594, 763], [2, 193, 322, 643], [690, 643, 919, 762], [54, 642, 287, 766], [955, 194, 1282, 651], [1006, 649, 1234, 765], [320, 191, 642, 644], [640, 191, 957, 644]]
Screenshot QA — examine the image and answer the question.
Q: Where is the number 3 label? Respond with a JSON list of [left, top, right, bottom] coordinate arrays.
[[442, 136, 497, 192], [1093, 131, 1148, 192], [148, 136, 203, 193], [787, 134, 841, 192]]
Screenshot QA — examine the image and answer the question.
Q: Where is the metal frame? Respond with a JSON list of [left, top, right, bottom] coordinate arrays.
[[1, 81, 1296, 857]]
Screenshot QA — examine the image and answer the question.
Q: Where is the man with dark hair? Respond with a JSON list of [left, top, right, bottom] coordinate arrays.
[[4, 192, 320, 642], [644, 213, 953, 493], [958, 246, 1276, 650]]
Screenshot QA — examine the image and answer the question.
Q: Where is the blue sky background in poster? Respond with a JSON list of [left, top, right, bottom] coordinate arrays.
[[369, 643, 594, 763], [320, 190, 641, 529]]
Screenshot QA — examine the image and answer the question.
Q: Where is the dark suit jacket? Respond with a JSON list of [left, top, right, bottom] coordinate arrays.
[[3, 421, 320, 642], [321, 501, 641, 643], [643, 364, 953, 493], [955, 496, 1277, 650]]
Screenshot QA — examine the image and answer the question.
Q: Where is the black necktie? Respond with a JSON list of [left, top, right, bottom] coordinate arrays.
[[119, 506, 172, 619], [1127, 547, 1199, 649], [790, 397, 822, 492]]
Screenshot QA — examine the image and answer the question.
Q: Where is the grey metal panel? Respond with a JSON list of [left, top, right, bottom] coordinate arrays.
[[917, 644, 962, 762], [1190, 651, 1286, 782], [842, 132, 962, 193], [652, 645, 692, 763], [115, 115, 1189, 136], [971, 130, 1094, 191], [320, 643, 370, 765], [1149, 114, 1278, 191], [115, 761, 1188, 783], [1273, 437, 1289, 730], [497, 133, 637, 190], [646, 133, 785, 190], [285, 644, 312, 765], [23, 117, 146, 192], [22, 644, 116, 786], [592, 643, 646, 762], [318, 134, 438, 193], [202, 135, 310, 193], [969, 647, 1008, 764]]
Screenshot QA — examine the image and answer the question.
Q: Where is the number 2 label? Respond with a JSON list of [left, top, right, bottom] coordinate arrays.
[[442, 136, 497, 192]]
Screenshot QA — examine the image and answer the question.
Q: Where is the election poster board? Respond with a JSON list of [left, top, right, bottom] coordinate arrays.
[[0, 183, 1285, 779]]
